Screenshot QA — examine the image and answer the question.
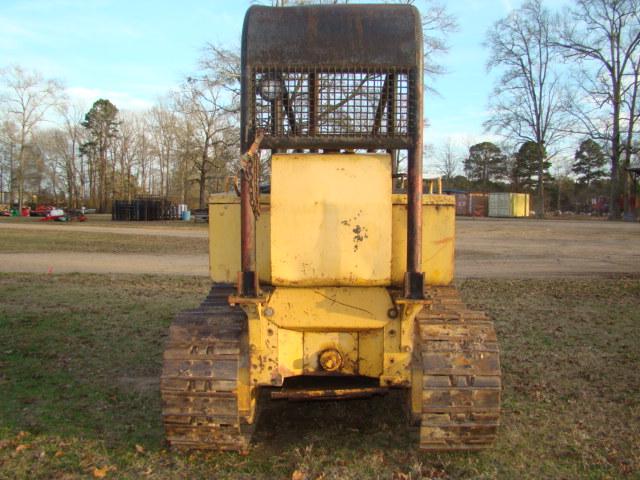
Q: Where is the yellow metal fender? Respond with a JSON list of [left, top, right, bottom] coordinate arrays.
[[234, 287, 426, 388]]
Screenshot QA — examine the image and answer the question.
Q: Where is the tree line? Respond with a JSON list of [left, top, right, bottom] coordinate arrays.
[[435, 136, 611, 213], [0, 0, 458, 213], [0, 0, 638, 219], [0, 48, 241, 212], [479, 0, 639, 219]]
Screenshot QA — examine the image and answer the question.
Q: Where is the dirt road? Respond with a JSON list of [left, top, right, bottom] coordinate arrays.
[[1, 218, 638, 278], [456, 218, 640, 278]]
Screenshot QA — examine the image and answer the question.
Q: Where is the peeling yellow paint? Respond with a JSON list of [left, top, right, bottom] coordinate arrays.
[[207, 185, 456, 288], [270, 154, 392, 286], [390, 195, 455, 286], [207, 153, 455, 397]]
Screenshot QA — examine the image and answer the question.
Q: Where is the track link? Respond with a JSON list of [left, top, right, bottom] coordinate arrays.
[[418, 286, 501, 451], [161, 285, 252, 451]]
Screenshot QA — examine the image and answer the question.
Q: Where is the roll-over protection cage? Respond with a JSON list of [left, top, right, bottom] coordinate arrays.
[[239, 4, 425, 299]]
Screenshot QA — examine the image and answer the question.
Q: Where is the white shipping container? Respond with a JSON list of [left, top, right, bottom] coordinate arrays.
[[488, 193, 530, 217]]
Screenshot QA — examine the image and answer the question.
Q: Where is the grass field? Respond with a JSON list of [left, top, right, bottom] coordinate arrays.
[[0, 215, 208, 229], [0, 273, 638, 479], [0, 229, 207, 255]]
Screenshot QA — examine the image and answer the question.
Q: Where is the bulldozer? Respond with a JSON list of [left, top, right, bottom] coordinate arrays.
[[161, 4, 501, 452]]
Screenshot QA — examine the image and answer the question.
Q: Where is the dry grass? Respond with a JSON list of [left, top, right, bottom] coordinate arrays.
[[0, 273, 638, 479], [0, 229, 207, 255], [0, 214, 208, 229]]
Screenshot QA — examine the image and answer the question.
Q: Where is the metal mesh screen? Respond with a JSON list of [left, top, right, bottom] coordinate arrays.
[[252, 67, 412, 139]]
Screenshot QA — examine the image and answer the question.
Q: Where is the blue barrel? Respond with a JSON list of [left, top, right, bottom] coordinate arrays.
[[181, 210, 191, 221]]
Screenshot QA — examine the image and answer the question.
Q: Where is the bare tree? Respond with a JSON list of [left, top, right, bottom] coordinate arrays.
[[35, 128, 70, 205], [57, 102, 86, 207], [18, 140, 46, 202], [484, 0, 568, 218], [436, 137, 460, 180], [199, 45, 241, 111], [113, 112, 142, 201], [148, 104, 179, 197], [398, 0, 459, 87], [173, 112, 200, 204], [250, 0, 458, 92], [175, 79, 238, 208], [552, 0, 640, 219], [0, 121, 18, 204], [0, 65, 64, 209], [622, 51, 640, 215]]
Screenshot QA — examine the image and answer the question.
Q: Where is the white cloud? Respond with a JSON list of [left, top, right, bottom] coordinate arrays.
[[67, 86, 152, 111], [425, 128, 501, 148], [0, 15, 44, 49], [0, 1, 142, 51], [12, 0, 111, 13], [500, 0, 514, 12], [452, 0, 490, 13]]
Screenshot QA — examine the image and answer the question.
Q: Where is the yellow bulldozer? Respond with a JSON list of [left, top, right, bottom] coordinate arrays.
[[161, 4, 501, 452]]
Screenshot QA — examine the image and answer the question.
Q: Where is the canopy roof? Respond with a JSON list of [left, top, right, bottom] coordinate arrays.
[[242, 4, 422, 69]]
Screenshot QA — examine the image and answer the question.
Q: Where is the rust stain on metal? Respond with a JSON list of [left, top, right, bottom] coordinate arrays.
[[319, 349, 343, 372], [340, 211, 369, 252], [351, 224, 369, 251], [434, 236, 453, 245]]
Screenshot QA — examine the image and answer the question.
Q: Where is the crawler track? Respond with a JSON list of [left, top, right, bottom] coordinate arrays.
[[160, 285, 252, 451], [418, 286, 501, 450]]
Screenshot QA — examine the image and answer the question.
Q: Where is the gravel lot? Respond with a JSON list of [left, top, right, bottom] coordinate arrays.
[[1, 217, 638, 278]]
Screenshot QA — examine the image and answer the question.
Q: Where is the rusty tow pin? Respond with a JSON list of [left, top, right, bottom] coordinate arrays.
[[319, 349, 343, 372]]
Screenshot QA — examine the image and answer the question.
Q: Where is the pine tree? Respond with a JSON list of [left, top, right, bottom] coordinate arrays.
[[572, 139, 607, 187], [81, 99, 119, 212], [464, 142, 505, 190], [513, 141, 552, 192]]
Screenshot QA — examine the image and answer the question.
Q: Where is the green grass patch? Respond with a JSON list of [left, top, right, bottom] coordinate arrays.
[[0, 230, 207, 254], [0, 273, 638, 479]]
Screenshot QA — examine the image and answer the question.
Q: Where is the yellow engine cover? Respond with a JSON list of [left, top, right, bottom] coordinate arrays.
[[270, 154, 392, 286], [207, 157, 456, 287]]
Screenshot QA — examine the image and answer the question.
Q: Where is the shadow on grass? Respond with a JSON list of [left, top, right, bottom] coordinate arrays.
[[253, 390, 415, 452]]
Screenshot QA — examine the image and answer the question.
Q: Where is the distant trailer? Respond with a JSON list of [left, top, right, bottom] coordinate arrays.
[[488, 192, 530, 217], [454, 193, 469, 216], [468, 193, 488, 217]]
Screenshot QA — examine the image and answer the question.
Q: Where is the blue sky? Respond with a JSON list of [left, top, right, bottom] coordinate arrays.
[[0, 0, 571, 163]]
